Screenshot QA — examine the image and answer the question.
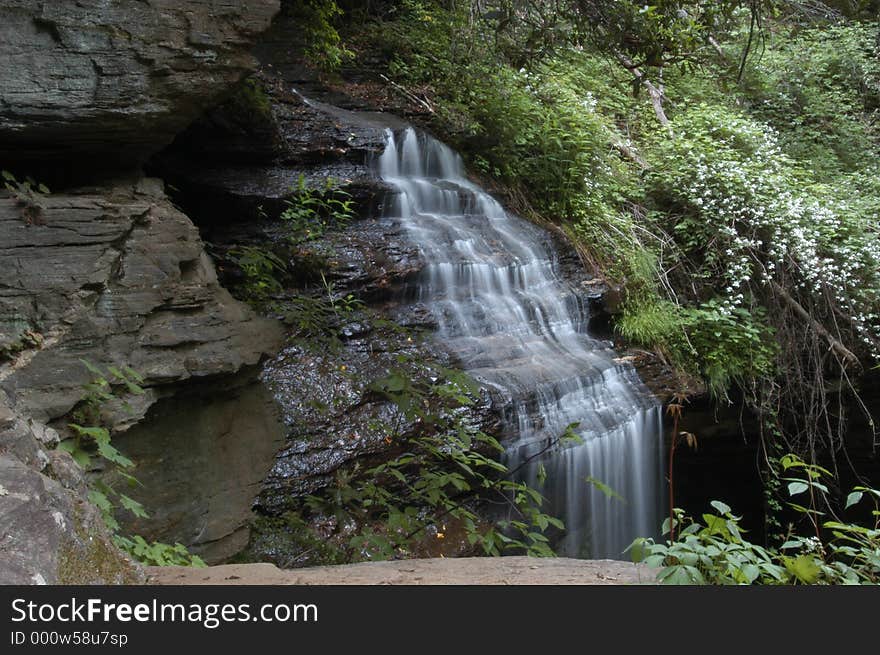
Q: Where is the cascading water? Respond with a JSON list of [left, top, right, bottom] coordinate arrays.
[[376, 127, 664, 559]]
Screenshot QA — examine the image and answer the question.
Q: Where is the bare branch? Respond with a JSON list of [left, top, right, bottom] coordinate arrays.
[[615, 52, 673, 134], [769, 280, 861, 368]]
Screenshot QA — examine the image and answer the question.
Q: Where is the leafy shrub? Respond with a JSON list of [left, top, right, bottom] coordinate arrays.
[[288, 0, 352, 71], [281, 175, 355, 244], [650, 104, 880, 351], [113, 536, 206, 568], [739, 23, 880, 174], [227, 246, 287, 302], [631, 456, 880, 585]]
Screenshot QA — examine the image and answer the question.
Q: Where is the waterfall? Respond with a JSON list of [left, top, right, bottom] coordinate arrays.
[[375, 127, 664, 559]]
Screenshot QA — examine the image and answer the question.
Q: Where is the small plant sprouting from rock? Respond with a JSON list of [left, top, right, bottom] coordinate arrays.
[[223, 177, 355, 309], [60, 360, 206, 568], [2, 169, 49, 224], [226, 245, 287, 302], [281, 174, 355, 245]]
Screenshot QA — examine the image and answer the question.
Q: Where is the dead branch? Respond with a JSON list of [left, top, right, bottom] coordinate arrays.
[[379, 74, 435, 114], [769, 280, 861, 368], [615, 53, 672, 135], [612, 139, 648, 169]]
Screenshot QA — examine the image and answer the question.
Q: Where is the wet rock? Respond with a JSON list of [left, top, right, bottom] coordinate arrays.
[[0, 0, 280, 176], [310, 216, 424, 303], [106, 371, 286, 564], [618, 350, 707, 404], [0, 178, 283, 426], [255, 336, 418, 512], [254, 326, 499, 516], [151, 71, 397, 239]]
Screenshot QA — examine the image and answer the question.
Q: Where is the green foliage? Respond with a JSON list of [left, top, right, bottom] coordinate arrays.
[[644, 102, 879, 374], [630, 502, 788, 584], [738, 22, 880, 174], [289, 363, 564, 560], [281, 294, 339, 339], [631, 456, 880, 584], [679, 301, 777, 395], [616, 300, 685, 357], [281, 175, 355, 244], [60, 362, 147, 533], [288, 0, 352, 71], [572, 0, 755, 68], [226, 77, 274, 123], [279, 273, 365, 351], [393, 1, 762, 73], [112, 536, 206, 568], [58, 361, 204, 568], [225, 177, 355, 307], [242, 513, 350, 568], [227, 245, 287, 302]]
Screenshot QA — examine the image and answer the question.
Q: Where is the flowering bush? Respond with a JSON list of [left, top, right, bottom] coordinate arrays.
[[647, 104, 880, 359]]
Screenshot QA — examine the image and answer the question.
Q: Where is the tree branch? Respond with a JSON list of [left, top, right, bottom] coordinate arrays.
[[769, 280, 860, 368], [615, 53, 672, 135], [379, 74, 435, 114]]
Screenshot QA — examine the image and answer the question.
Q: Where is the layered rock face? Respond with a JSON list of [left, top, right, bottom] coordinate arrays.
[[0, 393, 143, 584], [0, 178, 283, 424], [0, 0, 285, 582], [0, 0, 280, 173]]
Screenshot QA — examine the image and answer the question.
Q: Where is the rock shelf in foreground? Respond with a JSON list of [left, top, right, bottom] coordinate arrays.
[[148, 557, 656, 585]]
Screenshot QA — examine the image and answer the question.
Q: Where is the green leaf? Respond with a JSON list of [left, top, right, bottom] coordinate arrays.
[[784, 555, 822, 584], [57, 440, 91, 468], [658, 565, 703, 585], [741, 563, 760, 584], [119, 494, 149, 518], [787, 481, 809, 496], [627, 537, 649, 563], [545, 516, 564, 530], [68, 423, 111, 443], [88, 489, 113, 513], [384, 373, 406, 392], [586, 476, 625, 503], [845, 491, 863, 509], [96, 441, 134, 468], [79, 359, 107, 379]]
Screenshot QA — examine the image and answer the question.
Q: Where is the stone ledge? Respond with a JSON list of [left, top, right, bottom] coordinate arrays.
[[147, 557, 657, 585]]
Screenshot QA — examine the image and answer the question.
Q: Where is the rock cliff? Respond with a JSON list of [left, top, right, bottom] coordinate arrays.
[[0, 178, 283, 425], [0, 0, 280, 175], [0, 0, 283, 583], [0, 392, 143, 584]]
